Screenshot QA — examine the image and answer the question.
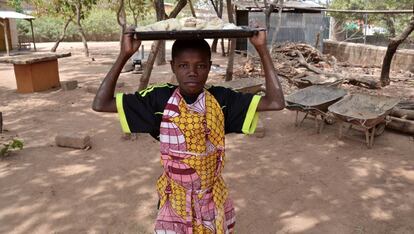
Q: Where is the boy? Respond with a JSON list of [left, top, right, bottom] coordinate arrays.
[[93, 30, 285, 234]]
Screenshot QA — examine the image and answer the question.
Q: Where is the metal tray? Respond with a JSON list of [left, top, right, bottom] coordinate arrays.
[[328, 93, 400, 121], [128, 27, 265, 40], [286, 85, 347, 109]]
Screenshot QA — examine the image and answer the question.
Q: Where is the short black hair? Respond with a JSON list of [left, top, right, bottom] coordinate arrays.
[[171, 39, 211, 61]]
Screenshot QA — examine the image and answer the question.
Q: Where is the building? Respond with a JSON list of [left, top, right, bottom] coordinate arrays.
[[0, 0, 18, 51], [235, 0, 328, 53]]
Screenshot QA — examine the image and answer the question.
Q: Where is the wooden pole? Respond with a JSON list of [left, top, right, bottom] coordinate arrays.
[[363, 13, 368, 44], [1, 20, 10, 56], [29, 19, 37, 51], [0, 112, 3, 133], [188, 0, 196, 17]]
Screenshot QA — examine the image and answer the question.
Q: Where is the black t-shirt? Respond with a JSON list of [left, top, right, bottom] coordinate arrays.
[[116, 83, 261, 140]]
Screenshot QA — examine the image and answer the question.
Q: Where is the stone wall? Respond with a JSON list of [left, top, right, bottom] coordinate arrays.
[[323, 40, 414, 72]]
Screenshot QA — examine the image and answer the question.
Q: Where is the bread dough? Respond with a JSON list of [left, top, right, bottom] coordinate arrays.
[[150, 21, 168, 31], [204, 18, 224, 30], [222, 23, 241, 30], [195, 18, 207, 30], [166, 18, 182, 31], [135, 17, 237, 32]]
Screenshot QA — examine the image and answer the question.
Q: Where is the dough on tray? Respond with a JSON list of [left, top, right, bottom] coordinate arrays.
[[135, 17, 240, 32], [166, 18, 182, 31], [149, 21, 168, 31], [222, 23, 241, 30], [204, 18, 224, 30]]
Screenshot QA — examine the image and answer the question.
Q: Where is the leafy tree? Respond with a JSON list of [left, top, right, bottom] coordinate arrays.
[[330, 0, 413, 38], [7, 0, 24, 12], [29, 0, 98, 56], [127, 0, 152, 26]]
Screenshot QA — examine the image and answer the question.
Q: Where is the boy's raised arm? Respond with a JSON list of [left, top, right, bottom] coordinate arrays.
[[250, 31, 285, 111], [92, 30, 141, 113]]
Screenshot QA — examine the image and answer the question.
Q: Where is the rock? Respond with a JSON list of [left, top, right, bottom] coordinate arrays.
[[60, 80, 78, 91], [55, 133, 91, 149], [86, 85, 98, 94]]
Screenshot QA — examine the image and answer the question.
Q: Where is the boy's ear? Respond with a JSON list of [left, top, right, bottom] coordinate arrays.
[[170, 60, 175, 73]]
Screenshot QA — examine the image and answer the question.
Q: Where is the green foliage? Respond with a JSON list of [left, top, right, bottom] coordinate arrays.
[[6, 0, 24, 12], [0, 138, 24, 157], [330, 0, 413, 38], [16, 8, 156, 42], [17, 17, 70, 41]]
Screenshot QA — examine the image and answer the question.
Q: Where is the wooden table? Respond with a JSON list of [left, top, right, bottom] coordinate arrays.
[[0, 52, 71, 93]]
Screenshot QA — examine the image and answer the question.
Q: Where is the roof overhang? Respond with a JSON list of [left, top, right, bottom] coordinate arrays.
[[0, 10, 35, 20]]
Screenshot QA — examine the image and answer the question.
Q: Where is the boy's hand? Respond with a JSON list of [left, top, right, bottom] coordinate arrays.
[[120, 27, 141, 59], [249, 30, 267, 49]]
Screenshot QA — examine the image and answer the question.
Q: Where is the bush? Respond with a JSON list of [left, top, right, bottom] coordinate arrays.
[[17, 8, 156, 42], [0, 138, 24, 157]]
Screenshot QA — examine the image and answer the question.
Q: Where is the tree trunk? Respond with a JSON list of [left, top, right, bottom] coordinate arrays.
[[75, 3, 89, 57], [270, 3, 283, 53], [212, 39, 218, 52], [168, 0, 187, 18], [390, 107, 414, 120], [225, 39, 236, 81], [386, 117, 414, 135], [155, 0, 166, 65], [330, 17, 346, 41], [225, 0, 235, 81], [139, 41, 162, 91], [221, 39, 226, 56], [188, 0, 196, 17], [0, 112, 2, 133], [384, 15, 396, 38], [127, 0, 138, 26], [380, 14, 414, 87], [138, 0, 187, 90], [117, 0, 127, 36], [210, 0, 223, 53], [51, 17, 72, 52], [264, 5, 275, 32]]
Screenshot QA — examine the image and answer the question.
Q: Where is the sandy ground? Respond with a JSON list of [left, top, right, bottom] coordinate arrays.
[[0, 42, 413, 234]]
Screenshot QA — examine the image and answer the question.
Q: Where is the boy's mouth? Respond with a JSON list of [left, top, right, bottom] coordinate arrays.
[[184, 81, 200, 87]]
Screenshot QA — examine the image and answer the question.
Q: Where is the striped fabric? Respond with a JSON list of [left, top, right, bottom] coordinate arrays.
[[155, 88, 235, 234]]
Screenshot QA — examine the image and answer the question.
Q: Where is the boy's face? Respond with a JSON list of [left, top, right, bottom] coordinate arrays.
[[171, 49, 211, 97]]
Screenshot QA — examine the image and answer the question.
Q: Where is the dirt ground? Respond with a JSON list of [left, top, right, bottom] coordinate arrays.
[[0, 42, 413, 234]]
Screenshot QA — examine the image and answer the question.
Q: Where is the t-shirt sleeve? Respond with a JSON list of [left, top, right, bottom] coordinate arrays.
[[115, 84, 173, 135], [210, 86, 262, 134]]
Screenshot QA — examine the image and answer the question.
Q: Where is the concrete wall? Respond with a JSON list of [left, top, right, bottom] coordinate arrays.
[[323, 40, 414, 72]]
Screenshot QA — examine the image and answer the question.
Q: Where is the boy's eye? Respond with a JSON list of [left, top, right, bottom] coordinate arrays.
[[178, 64, 188, 68], [197, 64, 207, 69]]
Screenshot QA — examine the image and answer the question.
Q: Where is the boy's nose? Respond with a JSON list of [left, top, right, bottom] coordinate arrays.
[[188, 65, 198, 76]]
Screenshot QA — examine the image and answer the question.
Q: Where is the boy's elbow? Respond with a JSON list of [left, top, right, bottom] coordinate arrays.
[[92, 99, 108, 112], [92, 103, 104, 112], [92, 100, 117, 113], [270, 101, 285, 111], [258, 98, 285, 111]]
